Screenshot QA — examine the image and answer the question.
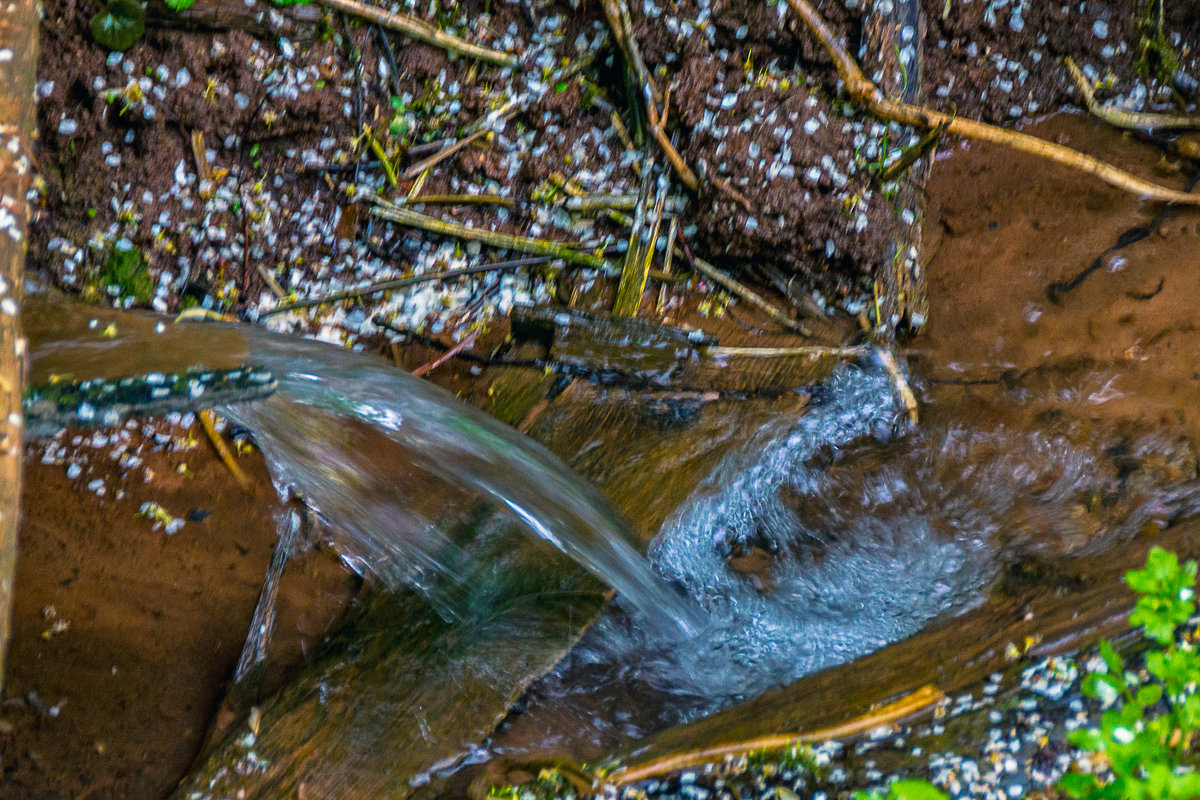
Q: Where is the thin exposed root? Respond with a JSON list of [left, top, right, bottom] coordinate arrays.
[[1065, 57, 1200, 132], [607, 685, 944, 788], [199, 411, 254, 494], [317, 0, 517, 67], [599, 0, 699, 190], [783, 0, 1200, 205], [711, 175, 756, 214]]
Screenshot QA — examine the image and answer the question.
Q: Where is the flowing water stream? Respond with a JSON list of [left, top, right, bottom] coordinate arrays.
[[26, 286, 1200, 781]]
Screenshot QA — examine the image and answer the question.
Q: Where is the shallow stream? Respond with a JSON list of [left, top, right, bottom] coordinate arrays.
[[18, 114, 1200, 799]]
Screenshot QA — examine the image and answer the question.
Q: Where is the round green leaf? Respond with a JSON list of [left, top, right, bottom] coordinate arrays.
[[90, 0, 145, 52]]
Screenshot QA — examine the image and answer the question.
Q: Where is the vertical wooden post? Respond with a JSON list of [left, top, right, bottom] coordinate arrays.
[[0, 0, 37, 686]]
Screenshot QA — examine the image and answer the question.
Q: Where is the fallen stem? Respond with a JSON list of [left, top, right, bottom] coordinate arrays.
[[706, 344, 870, 358], [262, 256, 560, 316], [402, 193, 517, 208], [783, 0, 1200, 205], [411, 331, 478, 377], [598, 0, 699, 190], [316, 0, 517, 67], [367, 196, 616, 272]]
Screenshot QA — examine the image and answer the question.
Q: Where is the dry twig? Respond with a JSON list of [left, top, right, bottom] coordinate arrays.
[[317, 0, 517, 66], [598, 0, 699, 190], [199, 411, 254, 494], [366, 195, 616, 271], [690, 255, 808, 335]]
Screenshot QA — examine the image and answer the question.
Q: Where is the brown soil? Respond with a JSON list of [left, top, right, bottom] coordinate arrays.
[[2, 426, 359, 799], [31, 0, 1198, 335]]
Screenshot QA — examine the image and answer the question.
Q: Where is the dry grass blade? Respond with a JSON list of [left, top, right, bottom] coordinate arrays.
[[613, 169, 666, 317], [783, 0, 1200, 205], [607, 685, 944, 788], [317, 0, 517, 66], [1065, 57, 1200, 132]]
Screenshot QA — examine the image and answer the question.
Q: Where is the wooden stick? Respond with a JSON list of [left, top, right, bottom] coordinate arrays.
[[598, 0, 699, 191], [317, 0, 517, 67], [783, 0, 1200, 205], [0, 0, 37, 689], [199, 411, 255, 494], [608, 685, 944, 787], [261, 256, 558, 316], [402, 193, 517, 209], [411, 331, 478, 377], [706, 344, 869, 359]]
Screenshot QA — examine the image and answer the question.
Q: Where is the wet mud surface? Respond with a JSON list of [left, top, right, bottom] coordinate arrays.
[[2, 429, 358, 799]]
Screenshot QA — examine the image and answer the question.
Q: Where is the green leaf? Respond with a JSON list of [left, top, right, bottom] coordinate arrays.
[[886, 780, 949, 800], [1068, 726, 1105, 752], [164, 0, 196, 10], [1099, 640, 1125, 675], [1057, 772, 1100, 799], [90, 0, 145, 51], [1135, 683, 1163, 707]]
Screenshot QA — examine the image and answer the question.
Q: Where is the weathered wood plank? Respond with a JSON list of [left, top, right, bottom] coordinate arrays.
[[0, 0, 38, 688]]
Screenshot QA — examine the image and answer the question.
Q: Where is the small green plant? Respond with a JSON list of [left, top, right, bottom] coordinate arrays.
[[93, 239, 154, 306], [1134, 1, 1179, 87], [90, 0, 145, 52], [854, 778, 949, 800], [91, 0, 305, 50], [1058, 546, 1200, 800], [855, 547, 1200, 800]]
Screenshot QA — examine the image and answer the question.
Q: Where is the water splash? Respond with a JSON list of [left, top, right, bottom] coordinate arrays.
[[220, 329, 702, 635], [525, 360, 1200, 737]]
